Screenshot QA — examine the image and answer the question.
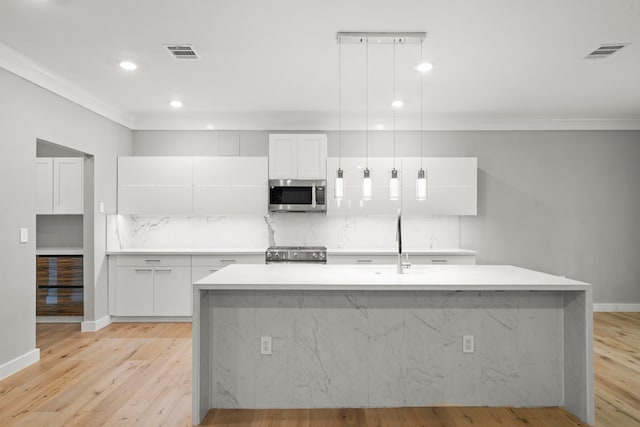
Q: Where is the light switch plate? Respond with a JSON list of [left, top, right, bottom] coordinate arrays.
[[463, 335, 474, 353], [260, 336, 272, 355], [99, 201, 105, 214], [19, 228, 28, 243]]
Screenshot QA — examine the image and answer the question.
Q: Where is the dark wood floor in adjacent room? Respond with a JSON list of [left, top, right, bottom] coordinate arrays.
[[0, 313, 638, 426]]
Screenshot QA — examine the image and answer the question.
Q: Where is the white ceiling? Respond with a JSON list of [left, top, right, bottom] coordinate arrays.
[[1, 0, 639, 130]]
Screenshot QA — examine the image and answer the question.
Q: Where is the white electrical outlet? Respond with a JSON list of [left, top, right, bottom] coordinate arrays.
[[463, 335, 474, 353], [260, 336, 272, 355], [19, 228, 28, 243]]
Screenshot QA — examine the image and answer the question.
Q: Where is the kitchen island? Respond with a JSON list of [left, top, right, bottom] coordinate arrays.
[[193, 264, 593, 425]]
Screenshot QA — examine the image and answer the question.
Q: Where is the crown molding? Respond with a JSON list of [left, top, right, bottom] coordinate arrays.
[[0, 42, 134, 129], [134, 112, 640, 131]]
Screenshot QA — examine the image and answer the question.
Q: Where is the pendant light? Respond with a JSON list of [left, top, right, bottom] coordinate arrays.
[[335, 37, 344, 200], [416, 38, 428, 201], [362, 37, 372, 200], [389, 37, 400, 201]]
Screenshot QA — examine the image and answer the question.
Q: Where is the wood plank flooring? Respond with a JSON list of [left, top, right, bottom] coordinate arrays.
[[0, 312, 637, 426]]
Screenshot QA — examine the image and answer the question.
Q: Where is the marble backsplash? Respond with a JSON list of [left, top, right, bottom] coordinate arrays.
[[107, 213, 461, 250]]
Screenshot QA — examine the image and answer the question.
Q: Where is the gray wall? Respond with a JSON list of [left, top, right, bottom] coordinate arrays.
[[0, 68, 132, 369], [133, 129, 640, 304]]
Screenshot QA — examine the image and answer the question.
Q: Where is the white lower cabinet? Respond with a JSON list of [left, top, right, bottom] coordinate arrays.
[[327, 253, 476, 265], [110, 253, 264, 318], [114, 267, 154, 316], [110, 255, 192, 317], [153, 267, 192, 316], [192, 254, 264, 282]]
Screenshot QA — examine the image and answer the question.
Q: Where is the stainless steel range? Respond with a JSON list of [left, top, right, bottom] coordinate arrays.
[[265, 246, 327, 264]]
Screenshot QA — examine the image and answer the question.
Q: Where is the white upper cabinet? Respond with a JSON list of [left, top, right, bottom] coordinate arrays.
[[326, 157, 400, 216], [36, 157, 83, 214], [118, 156, 193, 186], [117, 157, 193, 215], [36, 158, 53, 214], [268, 134, 298, 179], [117, 156, 268, 215], [192, 157, 267, 215], [268, 134, 327, 180], [401, 157, 477, 216], [297, 134, 328, 179], [326, 157, 477, 216]]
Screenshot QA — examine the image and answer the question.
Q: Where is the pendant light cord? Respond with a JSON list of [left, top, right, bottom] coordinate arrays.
[[393, 37, 396, 170], [420, 39, 424, 169], [338, 38, 342, 169], [365, 37, 369, 169]]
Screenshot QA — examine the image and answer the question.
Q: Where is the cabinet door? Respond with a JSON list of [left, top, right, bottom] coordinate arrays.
[[36, 158, 53, 214], [297, 134, 327, 179], [193, 157, 267, 186], [118, 157, 192, 186], [118, 186, 193, 214], [115, 267, 154, 316], [153, 266, 192, 316], [53, 157, 83, 214], [193, 186, 266, 215], [268, 134, 298, 179], [401, 157, 477, 216]]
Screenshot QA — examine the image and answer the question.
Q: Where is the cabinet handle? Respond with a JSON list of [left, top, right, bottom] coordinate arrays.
[[356, 259, 373, 263], [209, 269, 219, 272], [155, 268, 173, 272], [431, 259, 448, 264], [220, 259, 237, 263], [144, 259, 161, 263], [134, 268, 153, 272]]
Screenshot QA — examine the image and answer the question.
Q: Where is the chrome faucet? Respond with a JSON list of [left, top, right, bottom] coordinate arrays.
[[396, 209, 411, 274]]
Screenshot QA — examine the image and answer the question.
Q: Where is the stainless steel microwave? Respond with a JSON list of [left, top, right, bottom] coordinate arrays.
[[268, 179, 326, 212]]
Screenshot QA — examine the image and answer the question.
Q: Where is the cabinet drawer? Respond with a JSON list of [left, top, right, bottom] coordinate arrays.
[[410, 255, 477, 265], [192, 266, 221, 283], [191, 254, 264, 267], [115, 255, 191, 267], [327, 255, 397, 265]]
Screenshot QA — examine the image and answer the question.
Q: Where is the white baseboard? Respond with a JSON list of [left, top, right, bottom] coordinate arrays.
[[81, 315, 112, 332], [593, 303, 640, 312], [0, 348, 40, 381], [36, 316, 83, 323], [111, 316, 192, 323]]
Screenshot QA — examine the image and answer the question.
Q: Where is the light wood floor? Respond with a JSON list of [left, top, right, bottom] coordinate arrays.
[[0, 312, 637, 426]]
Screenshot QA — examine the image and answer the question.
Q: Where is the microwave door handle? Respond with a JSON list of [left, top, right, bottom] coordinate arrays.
[[311, 186, 317, 208]]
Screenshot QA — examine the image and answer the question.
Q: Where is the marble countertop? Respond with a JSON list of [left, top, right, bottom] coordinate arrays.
[[107, 247, 476, 256], [195, 264, 589, 292]]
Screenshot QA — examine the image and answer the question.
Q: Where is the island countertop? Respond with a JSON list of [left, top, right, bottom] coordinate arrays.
[[195, 264, 589, 291]]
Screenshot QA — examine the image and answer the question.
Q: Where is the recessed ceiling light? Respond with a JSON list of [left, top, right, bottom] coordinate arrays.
[[416, 62, 434, 73], [375, 124, 385, 130], [170, 100, 183, 108], [391, 100, 404, 108], [206, 124, 215, 130], [119, 61, 137, 71]]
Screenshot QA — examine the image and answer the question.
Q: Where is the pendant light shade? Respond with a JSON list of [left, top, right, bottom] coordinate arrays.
[[335, 168, 344, 200], [362, 168, 372, 200], [416, 168, 427, 201], [390, 168, 400, 200]]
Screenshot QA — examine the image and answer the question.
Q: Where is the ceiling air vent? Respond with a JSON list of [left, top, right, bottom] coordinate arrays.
[[585, 43, 629, 59], [164, 44, 200, 60]]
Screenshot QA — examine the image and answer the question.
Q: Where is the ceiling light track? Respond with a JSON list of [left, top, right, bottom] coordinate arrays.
[[336, 32, 426, 45]]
